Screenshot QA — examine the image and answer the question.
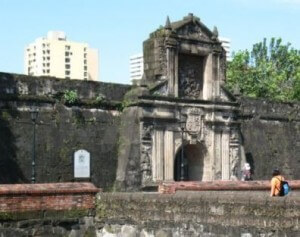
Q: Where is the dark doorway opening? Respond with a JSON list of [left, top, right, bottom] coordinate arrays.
[[174, 143, 206, 181]]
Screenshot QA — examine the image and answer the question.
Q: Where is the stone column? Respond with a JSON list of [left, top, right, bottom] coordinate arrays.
[[164, 130, 174, 181], [214, 130, 222, 180], [203, 54, 213, 100], [166, 38, 178, 97], [221, 131, 230, 180], [152, 130, 164, 181], [212, 52, 220, 98]]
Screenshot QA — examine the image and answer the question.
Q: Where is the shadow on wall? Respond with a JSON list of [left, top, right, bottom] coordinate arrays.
[[0, 109, 27, 183]]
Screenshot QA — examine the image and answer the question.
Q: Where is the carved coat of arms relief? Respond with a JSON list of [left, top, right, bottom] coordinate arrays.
[[185, 108, 204, 143]]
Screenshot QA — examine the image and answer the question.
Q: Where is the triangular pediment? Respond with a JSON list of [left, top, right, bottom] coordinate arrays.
[[171, 15, 214, 41]]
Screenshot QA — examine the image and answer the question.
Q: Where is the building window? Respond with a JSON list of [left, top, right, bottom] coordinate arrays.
[[65, 45, 71, 50], [47, 50, 50, 54], [84, 72, 87, 77], [65, 64, 70, 69], [65, 58, 70, 63], [65, 52, 70, 56], [47, 56, 50, 60], [84, 66, 87, 70], [47, 69, 50, 73], [84, 53, 87, 58], [47, 63, 50, 67], [65, 71, 70, 75], [84, 59, 87, 64], [66, 76, 70, 79]]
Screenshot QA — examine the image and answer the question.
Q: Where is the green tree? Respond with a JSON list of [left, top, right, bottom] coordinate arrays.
[[226, 38, 300, 101]]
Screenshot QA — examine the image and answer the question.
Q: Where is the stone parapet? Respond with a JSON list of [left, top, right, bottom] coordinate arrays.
[[158, 180, 300, 194]]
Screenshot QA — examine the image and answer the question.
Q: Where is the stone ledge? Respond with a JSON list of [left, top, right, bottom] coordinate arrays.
[[0, 182, 100, 195], [158, 180, 300, 194]]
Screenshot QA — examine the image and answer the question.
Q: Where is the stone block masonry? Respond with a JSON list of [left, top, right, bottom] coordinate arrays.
[[96, 191, 300, 236]]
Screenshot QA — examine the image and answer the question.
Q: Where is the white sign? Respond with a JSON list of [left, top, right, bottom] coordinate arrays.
[[74, 149, 90, 178]]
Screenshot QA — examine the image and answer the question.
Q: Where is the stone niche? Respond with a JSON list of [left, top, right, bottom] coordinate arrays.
[[117, 14, 245, 190]]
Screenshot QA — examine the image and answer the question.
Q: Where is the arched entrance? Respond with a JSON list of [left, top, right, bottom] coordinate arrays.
[[174, 143, 205, 181]]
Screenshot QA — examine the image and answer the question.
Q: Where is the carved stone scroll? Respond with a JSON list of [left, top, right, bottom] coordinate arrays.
[[141, 144, 152, 184]]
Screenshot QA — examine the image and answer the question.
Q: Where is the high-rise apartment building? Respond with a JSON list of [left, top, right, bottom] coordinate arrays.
[[129, 53, 144, 82], [219, 37, 231, 61], [24, 31, 99, 81]]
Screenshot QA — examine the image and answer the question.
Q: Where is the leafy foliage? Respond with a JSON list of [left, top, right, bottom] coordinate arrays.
[[63, 89, 78, 104], [226, 38, 300, 101]]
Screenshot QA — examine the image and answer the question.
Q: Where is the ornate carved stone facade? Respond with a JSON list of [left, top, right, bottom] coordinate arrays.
[[119, 14, 245, 189]]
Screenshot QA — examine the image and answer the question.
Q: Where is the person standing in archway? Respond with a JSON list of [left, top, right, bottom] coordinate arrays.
[[241, 163, 252, 181]]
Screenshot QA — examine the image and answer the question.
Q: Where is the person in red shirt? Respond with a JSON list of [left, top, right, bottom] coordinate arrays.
[[270, 169, 285, 197]]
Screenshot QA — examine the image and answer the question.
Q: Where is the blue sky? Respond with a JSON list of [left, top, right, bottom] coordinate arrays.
[[0, 0, 300, 84]]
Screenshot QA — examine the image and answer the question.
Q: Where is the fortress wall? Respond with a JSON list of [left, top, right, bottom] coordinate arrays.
[[0, 72, 131, 101], [96, 191, 300, 236], [0, 72, 131, 189], [239, 98, 300, 180]]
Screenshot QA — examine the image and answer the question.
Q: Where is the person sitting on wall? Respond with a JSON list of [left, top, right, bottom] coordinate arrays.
[[241, 163, 252, 181], [270, 169, 285, 197]]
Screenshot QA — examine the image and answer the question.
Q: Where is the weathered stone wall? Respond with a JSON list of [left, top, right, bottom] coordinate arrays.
[[96, 191, 300, 236], [239, 98, 300, 180], [0, 72, 131, 189], [0, 72, 131, 101]]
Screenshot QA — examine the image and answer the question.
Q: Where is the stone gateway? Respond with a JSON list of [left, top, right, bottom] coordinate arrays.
[[116, 14, 246, 190]]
